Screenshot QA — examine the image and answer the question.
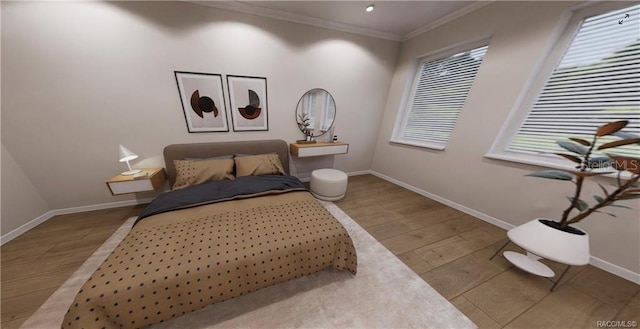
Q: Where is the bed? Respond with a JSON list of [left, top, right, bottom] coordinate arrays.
[[62, 140, 357, 329]]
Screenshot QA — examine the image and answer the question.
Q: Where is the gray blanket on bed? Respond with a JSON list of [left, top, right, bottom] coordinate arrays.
[[135, 175, 306, 226]]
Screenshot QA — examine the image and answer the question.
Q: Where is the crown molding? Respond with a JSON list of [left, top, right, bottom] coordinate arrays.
[[187, 1, 491, 43], [403, 1, 494, 41], [189, 1, 404, 41]]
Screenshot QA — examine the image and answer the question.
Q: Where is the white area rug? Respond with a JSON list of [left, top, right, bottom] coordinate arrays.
[[21, 201, 475, 329]]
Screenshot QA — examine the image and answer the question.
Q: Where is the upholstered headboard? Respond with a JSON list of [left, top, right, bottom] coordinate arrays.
[[163, 140, 290, 186]]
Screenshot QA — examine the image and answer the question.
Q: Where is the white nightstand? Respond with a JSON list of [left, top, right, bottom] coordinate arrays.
[[289, 141, 349, 158], [106, 168, 166, 195]]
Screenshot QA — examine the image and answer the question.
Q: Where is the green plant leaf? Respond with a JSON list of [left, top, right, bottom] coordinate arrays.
[[613, 131, 640, 139], [597, 138, 640, 150], [596, 120, 628, 137], [526, 170, 573, 181], [567, 197, 589, 211], [595, 210, 617, 217], [597, 183, 610, 197], [573, 171, 614, 177], [593, 195, 605, 203], [617, 193, 640, 200], [609, 203, 632, 209], [569, 138, 591, 146], [557, 141, 588, 155], [586, 157, 612, 169], [554, 153, 582, 164]]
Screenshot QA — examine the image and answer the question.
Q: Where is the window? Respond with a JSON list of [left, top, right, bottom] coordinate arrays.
[[488, 2, 639, 167], [391, 41, 489, 150]]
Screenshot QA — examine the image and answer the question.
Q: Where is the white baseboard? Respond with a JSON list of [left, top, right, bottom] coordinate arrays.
[[0, 171, 367, 244], [366, 170, 640, 285], [0, 197, 154, 246], [296, 170, 373, 183], [346, 170, 372, 177], [0, 210, 56, 246], [4, 171, 638, 284], [590, 256, 640, 284], [51, 198, 155, 216], [368, 170, 514, 231], [2, 170, 368, 244]]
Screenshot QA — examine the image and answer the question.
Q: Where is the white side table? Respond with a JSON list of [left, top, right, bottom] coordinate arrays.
[[106, 168, 166, 195], [490, 218, 590, 291], [289, 141, 349, 158]]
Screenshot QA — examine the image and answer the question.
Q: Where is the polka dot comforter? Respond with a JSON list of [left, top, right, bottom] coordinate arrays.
[[63, 186, 357, 328]]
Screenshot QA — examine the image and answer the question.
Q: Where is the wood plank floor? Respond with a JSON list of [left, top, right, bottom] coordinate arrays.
[[1, 205, 146, 329], [2, 174, 638, 328]]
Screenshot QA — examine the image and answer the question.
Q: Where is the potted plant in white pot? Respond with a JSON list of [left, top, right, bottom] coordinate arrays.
[[296, 113, 316, 144], [528, 120, 640, 226], [493, 120, 640, 289]]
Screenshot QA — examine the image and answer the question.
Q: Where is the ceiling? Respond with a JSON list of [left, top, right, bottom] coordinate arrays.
[[190, 1, 489, 41]]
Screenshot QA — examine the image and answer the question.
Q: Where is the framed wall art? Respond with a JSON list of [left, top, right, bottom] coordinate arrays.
[[175, 71, 229, 133], [227, 75, 268, 131]]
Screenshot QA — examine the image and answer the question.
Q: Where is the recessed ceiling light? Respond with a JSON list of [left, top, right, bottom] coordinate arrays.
[[365, 4, 374, 12]]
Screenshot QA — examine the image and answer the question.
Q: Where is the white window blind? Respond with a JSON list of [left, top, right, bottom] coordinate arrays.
[[396, 44, 488, 148], [509, 3, 640, 158]]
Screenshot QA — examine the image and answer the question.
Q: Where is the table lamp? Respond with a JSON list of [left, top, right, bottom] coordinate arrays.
[[118, 145, 141, 175]]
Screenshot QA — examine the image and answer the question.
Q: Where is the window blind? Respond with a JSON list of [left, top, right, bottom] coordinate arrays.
[[509, 4, 640, 158], [399, 45, 488, 147]]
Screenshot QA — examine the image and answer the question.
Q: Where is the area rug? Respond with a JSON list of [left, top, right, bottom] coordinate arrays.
[[21, 201, 475, 329]]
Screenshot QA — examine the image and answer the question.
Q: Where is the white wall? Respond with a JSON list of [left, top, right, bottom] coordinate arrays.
[[372, 1, 640, 275], [1, 1, 399, 217], [4, 0, 637, 280], [1, 144, 50, 235]]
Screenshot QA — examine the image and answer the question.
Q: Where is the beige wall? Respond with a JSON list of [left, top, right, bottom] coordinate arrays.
[[372, 1, 640, 274], [1, 1, 398, 216], [3, 0, 638, 278], [1, 144, 50, 235]]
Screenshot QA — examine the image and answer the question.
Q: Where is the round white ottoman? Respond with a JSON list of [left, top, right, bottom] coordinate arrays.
[[310, 169, 348, 201]]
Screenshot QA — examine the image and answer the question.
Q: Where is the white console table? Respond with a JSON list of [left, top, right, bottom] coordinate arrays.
[[289, 141, 349, 158]]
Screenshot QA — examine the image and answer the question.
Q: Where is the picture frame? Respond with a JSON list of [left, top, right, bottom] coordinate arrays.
[[227, 75, 268, 131], [174, 71, 229, 133]]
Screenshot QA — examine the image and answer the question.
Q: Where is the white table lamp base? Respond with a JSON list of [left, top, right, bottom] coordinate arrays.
[[121, 159, 141, 175], [121, 169, 141, 175]]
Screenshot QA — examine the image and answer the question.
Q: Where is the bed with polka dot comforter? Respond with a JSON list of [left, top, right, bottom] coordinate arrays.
[[63, 176, 357, 329]]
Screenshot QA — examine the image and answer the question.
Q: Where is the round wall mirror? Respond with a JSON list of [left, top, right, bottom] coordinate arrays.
[[295, 88, 336, 137]]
